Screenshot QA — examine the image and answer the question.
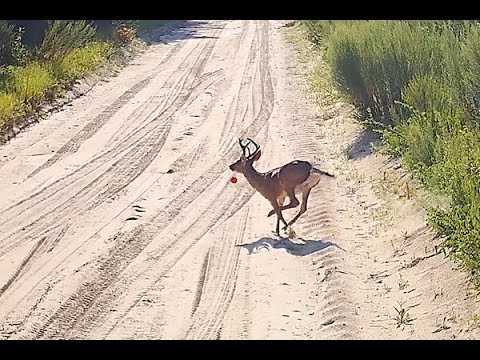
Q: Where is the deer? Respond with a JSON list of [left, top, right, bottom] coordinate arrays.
[[229, 137, 335, 236]]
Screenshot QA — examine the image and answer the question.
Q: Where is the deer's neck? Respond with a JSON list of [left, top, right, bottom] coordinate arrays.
[[242, 163, 270, 196]]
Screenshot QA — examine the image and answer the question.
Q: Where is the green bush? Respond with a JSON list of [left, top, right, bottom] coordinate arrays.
[[57, 42, 113, 83], [0, 21, 18, 67], [3, 62, 57, 106], [428, 128, 480, 284], [0, 21, 30, 68], [0, 19, 145, 135], [0, 92, 22, 127], [36, 20, 97, 62], [384, 75, 466, 173], [460, 26, 480, 116], [326, 21, 468, 122], [304, 20, 480, 287]]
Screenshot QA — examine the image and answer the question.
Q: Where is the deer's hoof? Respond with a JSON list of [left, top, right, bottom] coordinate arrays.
[[267, 210, 275, 217]]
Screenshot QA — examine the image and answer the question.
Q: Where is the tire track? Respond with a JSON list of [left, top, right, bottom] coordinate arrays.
[[0, 23, 227, 311], [0, 237, 47, 297], [0, 122, 171, 259], [218, 21, 273, 152], [0, 41, 203, 227], [184, 205, 249, 339], [273, 105, 358, 339], [96, 182, 256, 340], [31, 177, 254, 339], [233, 20, 250, 56], [0, 125, 171, 306], [191, 249, 212, 317], [3, 20, 272, 339], [0, 21, 236, 327], [26, 37, 187, 179], [218, 23, 258, 148], [0, 24, 227, 258]]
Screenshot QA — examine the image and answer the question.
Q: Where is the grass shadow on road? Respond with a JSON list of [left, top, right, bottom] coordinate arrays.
[[236, 236, 346, 256]]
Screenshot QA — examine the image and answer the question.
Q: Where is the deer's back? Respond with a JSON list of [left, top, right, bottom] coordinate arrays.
[[278, 160, 312, 185]]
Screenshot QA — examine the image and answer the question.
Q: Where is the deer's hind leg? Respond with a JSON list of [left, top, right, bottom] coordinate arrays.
[[268, 192, 286, 217], [285, 187, 312, 228], [284, 174, 321, 229], [279, 188, 300, 212]]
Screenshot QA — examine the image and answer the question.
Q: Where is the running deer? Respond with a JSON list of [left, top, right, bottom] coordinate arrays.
[[229, 138, 335, 236]]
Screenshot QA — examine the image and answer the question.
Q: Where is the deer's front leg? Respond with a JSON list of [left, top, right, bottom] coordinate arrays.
[[268, 193, 286, 217], [270, 199, 287, 236], [276, 209, 288, 236]]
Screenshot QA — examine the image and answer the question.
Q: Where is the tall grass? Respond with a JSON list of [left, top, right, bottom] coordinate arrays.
[[325, 21, 470, 121], [302, 20, 480, 286], [36, 20, 97, 62], [428, 127, 480, 284], [0, 20, 141, 134], [57, 42, 114, 83], [3, 62, 57, 106], [0, 92, 22, 128]]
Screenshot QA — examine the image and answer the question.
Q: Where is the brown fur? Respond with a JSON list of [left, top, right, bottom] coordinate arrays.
[[229, 139, 334, 236]]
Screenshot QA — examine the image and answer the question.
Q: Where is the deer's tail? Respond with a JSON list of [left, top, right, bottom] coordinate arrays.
[[312, 167, 335, 178]]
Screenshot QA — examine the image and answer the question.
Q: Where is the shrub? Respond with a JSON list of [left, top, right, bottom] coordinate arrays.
[[326, 21, 467, 122], [304, 20, 480, 286], [36, 20, 97, 62], [428, 128, 480, 284], [57, 42, 113, 83], [0, 21, 30, 68], [3, 62, 57, 106], [0, 92, 22, 127], [110, 21, 138, 45]]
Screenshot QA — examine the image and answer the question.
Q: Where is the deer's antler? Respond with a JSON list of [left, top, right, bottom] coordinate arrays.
[[239, 137, 260, 159]]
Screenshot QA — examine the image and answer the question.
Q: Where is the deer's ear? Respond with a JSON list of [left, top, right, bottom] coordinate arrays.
[[240, 154, 246, 161], [254, 150, 261, 161]]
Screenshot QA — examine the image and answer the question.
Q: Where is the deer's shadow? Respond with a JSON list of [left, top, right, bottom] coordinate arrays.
[[236, 236, 345, 256]]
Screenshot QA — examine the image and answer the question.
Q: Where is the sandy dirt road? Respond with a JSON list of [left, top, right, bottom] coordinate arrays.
[[0, 20, 479, 340]]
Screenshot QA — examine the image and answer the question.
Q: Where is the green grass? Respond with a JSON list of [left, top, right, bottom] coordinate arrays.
[[325, 21, 469, 121], [0, 92, 22, 128], [3, 62, 57, 106], [393, 301, 415, 329], [57, 42, 114, 83], [0, 44, 111, 127], [0, 21, 138, 133], [36, 20, 97, 62], [301, 20, 480, 288]]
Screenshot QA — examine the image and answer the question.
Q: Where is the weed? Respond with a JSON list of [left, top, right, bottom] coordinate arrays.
[[3, 62, 57, 106], [0, 92, 22, 127], [57, 42, 113, 84], [37, 20, 96, 62], [393, 301, 415, 329]]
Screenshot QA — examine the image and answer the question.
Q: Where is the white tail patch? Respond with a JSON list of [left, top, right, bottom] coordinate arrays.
[[295, 172, 322, 194]]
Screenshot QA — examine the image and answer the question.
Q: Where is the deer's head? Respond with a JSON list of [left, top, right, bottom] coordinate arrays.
[[229, 138, 261, 173]]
